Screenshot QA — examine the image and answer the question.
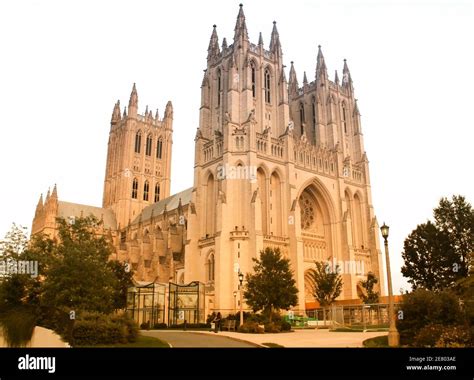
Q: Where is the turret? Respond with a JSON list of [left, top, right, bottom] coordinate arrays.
[[111, 100, 121, 125], [233, 4, 248, 42], [35, 194, 43, 215], [207, 25, 220, 61], [288, 61, 298, 96], [269, 21, 282, 58], [128, 83, 138, 117], [315, 45, 328, 86], [342, 59, 353, 92]]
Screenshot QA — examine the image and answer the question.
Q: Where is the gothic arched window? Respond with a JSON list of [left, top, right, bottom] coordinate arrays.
[[299, 102, 305, 134], [312, 98, 317, 143], [134, 131, 142, 153], [154, 184, 160, 202], [217, 69, 222, 107], [145, 134, 152, 156], [251, 62, 256, 98], [264, 69, 271, 103], [299, 191, 316, 231], [156, 139, 163, 159], [143, 181, 149, 201], [132, 178, 138, 199], [207, 252, 215, 282], [342, 104, 348, 134]]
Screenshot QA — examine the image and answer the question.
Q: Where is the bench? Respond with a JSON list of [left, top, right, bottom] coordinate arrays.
[[221, 319, 237, 331]]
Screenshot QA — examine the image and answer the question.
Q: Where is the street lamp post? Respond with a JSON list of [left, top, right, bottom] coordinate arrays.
[[238, 271, 244, 327], [380, 222, 400, 347], [233, 291, 237, 315]]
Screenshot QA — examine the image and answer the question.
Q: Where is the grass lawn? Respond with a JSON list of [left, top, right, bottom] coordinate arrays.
[[362, 335, 389, 347], [82, 334, 170, 348], [331, 326, 389, 333]]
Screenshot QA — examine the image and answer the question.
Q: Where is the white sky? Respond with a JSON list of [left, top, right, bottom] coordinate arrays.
[[0, 0, 472, 293]]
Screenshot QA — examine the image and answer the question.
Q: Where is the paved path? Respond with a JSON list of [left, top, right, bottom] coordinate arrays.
[[142, 329, 386, 348], [141, 330, 258, 348], [195, 329, 387, 348]]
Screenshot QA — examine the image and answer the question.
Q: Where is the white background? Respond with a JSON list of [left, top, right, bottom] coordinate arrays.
[[0, 0, 473, 293]]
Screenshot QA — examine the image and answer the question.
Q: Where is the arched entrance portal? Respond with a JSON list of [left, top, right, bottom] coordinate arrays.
[[298, 183, 333, 264], [298, 182, 335, 306]]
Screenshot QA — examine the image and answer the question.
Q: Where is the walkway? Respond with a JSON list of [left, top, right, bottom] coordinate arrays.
[[141, 330, 258, 348], [197, 329, 387, 347], [142, 329, 386, 348]]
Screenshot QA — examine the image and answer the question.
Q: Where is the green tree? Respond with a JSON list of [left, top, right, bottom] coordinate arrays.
[[309, 261, 343, 307], [108, 260, 134, 310], [243, 247, 298, 322], [401, 195, 473, 291], [434, 195, 473, 274], [359, 272, 380, 304], [40, 216, 119, 314], [0, 224, 38, 346]]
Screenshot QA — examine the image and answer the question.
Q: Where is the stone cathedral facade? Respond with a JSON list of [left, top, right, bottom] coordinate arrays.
[[32, 5, 385, 315]]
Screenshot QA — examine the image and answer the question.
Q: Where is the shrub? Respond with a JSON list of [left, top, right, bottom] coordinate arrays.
[[140, 321, 150, 330], [280, 320, 292, 332], [412, 324, 445, 347], [264, 322, 281, 333], [110, 314, 138, 342], [435, 325, 472, 347], [238, 321, 264, 334], [153, 323, 168, 330], [71, 312, 138, 346], [397, 289, 463, 345], [168, 323, 210, 329]]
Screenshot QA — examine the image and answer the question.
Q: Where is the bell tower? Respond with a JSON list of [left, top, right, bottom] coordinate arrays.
[[102, 84, 173, 228]]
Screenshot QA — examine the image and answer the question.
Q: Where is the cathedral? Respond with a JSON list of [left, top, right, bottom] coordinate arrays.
[[32, 4, 385, 315]]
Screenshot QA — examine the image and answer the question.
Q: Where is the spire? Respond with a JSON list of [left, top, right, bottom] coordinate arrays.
[[45, 188, 50, 203], [288, 61, 298, 94], [35, 193, 43, 213], [269, 21, 282, 56], [123, 106, 127, 117], [155, 108, 160, 120], [51, 184, 58, 199], [207, 25, 220, 60], [334, 70, 340, 85], [303, 71, 308, 86], [316, 45, 328, 83], [353, 98, 360, 116], [258, 32, 263, 46], [342, 59, 353, 88], [129, 83, 138, 108], [164, 101, 173, 119], [222, 37, 228, 50], [234, 4, 248, 41], [280, 65, 287, 84], [201, 69, 209, 87], [145, 105, 149, 115], [111, 100, 121, 124]]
